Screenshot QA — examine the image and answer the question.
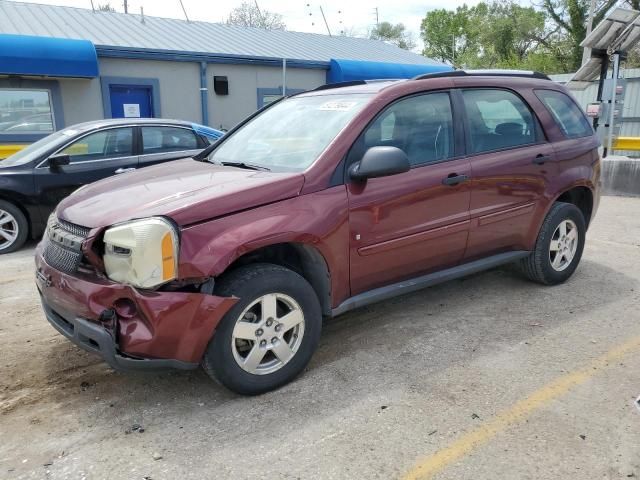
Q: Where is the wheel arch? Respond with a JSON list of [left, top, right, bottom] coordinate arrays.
[[216, 242, 333, 317], [552, 185, 594, 227]]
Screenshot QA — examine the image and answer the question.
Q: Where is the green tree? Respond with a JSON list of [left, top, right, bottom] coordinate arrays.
[[421, 1, 561, 71], [370, 22, 416, 50], [541, 0, 620, 71]]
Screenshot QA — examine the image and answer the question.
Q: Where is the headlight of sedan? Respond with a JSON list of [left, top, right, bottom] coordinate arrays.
[[103, 217, 179, 289]]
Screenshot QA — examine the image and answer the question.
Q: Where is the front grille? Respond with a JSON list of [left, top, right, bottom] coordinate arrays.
[[43, 217, 90, 274]]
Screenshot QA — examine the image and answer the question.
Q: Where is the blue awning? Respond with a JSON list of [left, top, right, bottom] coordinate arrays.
[[0, 34, 98, 78], [327, 58, 452, 84]]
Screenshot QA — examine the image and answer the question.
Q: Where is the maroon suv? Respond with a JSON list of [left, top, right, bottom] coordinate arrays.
[[36, 71, 600, 394]]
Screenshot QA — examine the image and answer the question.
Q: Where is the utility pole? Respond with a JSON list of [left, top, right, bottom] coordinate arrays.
[[320, 6, 332, 37], [374, 7, 379, 27], [123, 0, 128, 14], [582, 0, 596, 65]]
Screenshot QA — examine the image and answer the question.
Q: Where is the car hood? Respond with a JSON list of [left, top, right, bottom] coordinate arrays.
[[57, 158, 305, 228]]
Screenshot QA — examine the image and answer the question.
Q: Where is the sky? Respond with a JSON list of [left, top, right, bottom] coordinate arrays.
[[9, 0, 485, 49]]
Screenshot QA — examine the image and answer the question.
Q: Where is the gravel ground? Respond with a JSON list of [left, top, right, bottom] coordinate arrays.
[[1, 195, 639, 480]]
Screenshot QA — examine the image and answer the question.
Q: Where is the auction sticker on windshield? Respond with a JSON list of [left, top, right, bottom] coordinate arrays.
[[318, 101, 358, 111]]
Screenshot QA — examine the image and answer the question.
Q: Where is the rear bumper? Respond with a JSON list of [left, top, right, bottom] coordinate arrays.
[[35, 243, 237, 371]]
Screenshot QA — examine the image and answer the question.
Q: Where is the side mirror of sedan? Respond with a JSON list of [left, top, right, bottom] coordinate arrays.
[[48, 154, 71, 171], [349, 146, 410, 181]]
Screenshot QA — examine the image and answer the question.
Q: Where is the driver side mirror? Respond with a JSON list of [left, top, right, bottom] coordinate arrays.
[[349, 146, 410, 181], [48, 154, 71, 171]]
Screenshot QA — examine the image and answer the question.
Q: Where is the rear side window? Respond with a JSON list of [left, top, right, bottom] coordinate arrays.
[[462, 89, 538, 154], [141, 126, 199, 154], [535, 89, 593, 139], [354, 92, 455, 167]]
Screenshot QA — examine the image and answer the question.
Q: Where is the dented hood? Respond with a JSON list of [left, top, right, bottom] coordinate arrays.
[[57, 158, 305, 228]]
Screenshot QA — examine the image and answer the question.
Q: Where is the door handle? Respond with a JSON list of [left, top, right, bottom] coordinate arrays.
[[115, 167, 136, 174], [532, 154, 551, 165], [442, 174, 469, 186]]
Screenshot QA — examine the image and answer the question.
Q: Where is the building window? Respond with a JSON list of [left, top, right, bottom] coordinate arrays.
[[0, 89, 55, 134]]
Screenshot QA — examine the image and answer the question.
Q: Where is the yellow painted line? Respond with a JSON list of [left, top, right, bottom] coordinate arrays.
[[402, 335, 640, 480]]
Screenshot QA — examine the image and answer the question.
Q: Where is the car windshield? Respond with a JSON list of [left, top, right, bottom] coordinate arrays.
[[0, 130, 72, 167], [207, 94, 372, 172]]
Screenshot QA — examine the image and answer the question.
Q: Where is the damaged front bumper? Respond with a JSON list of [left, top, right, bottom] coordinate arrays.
[[35, 244, 237, 372]]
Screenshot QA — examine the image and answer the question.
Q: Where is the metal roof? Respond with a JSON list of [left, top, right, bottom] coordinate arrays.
[[0, 1, 442, 66]]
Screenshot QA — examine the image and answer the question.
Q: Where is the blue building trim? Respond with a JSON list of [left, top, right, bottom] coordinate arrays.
[[257, 87, 306, 109], [327, 58, 452, 83], [95, 46, 329, 70], [0, 78, 65, 143], [100, 76, 161, 118]]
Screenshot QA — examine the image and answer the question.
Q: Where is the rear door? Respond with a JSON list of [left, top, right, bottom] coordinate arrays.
[[137, 125, 206, 168], [33, 126, 138, 216], [460, 88, 556, 260], [347, 91, 472, 294]]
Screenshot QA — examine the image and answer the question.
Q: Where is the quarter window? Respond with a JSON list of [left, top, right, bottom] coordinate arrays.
[[0, 89, 54, 134], [141, 126, 199, 154], [462, 89, 538, 154], [60, 128, 133, 163], [356, 92, 455, 167], [535, 89, 593, 138]]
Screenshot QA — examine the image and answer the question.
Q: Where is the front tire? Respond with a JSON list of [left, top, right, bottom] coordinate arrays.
[[519, 202, 586, 285], [202, 263, 322, 395], [0, 200, 28, 254]]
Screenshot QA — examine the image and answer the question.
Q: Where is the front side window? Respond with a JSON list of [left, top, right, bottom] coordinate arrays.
[[208, 94, 371, 172], [355, 92, 454, 167], [0, 89, 54, 134], [142, 126, 200, 154], [463, 89, 538, 154], [60, 128, 133, 163], [535, 89, 593, 139]]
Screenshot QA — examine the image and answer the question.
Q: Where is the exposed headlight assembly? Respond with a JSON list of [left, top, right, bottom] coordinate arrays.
[[103, 217, 179, 289]]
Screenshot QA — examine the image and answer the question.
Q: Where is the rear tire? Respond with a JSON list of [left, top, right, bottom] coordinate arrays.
[[519, 202, 586, 285], [202, 263, 322, 395], [0, 200, 28, 254]]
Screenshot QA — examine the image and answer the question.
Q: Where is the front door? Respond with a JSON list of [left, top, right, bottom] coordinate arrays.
[[34, 127, 138, 218], [109, 85, 153, 119], [460, 88, 556, 260], [347, 91, 471, 295]]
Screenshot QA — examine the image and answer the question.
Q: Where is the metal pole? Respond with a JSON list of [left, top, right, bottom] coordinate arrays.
[[582, 0, 596, 65], [320, 6, 332, 36], [90, 0, 95, 12], [123, 0, 128, 14], [179, 0, 190, 22], [282, 58, 287, 97], [606, 53, 620, 156], [200, 62, 209, 126]]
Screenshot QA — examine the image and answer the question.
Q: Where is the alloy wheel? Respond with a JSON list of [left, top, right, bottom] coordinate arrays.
[[231, 293, 305, 375], [0, 209, 19, 251], [549, 219, 578, 272]]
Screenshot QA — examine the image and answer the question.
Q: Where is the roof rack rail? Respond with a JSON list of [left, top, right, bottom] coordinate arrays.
[[413, 69, 550, 81], [313, 80, 367, 91]]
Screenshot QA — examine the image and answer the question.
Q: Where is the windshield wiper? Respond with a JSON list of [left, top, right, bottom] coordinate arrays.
[[220, 161, 271, 171]]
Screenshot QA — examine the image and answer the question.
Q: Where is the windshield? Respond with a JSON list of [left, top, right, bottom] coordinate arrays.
[[208, 94, 371, 172], [0, 130, 70, 167]]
